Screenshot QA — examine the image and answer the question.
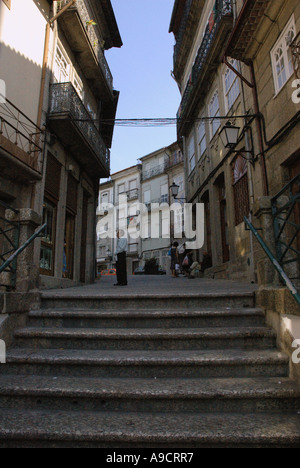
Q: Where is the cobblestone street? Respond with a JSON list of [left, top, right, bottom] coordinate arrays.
[[44, 275, 258, 297]]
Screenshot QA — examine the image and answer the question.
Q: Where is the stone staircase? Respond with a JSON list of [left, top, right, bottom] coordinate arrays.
[[0, 290, 300, 447]]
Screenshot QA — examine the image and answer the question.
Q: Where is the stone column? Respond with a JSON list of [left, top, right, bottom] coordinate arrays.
[[5, 209, 42, 292], [254, 196, 280, 288]]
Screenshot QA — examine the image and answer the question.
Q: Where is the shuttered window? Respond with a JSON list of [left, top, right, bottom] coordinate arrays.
[[232, 155, 250, 226], [45, 153, 61, 202]]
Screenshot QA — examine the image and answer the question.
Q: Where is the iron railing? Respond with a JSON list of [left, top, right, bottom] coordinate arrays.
[[49, 82, 110, 173], [127, 189, 139, 201], [244, 216, 300, 306], [272, 173, 300, 288], [142, 164, 166, 181], [0, 201, 47, 290], [177, 0, 233, 120], [0, 97, 43, 174], [173, 0, 193, 64], [0, 202, 20, 289], [57, 0, 113, 90]]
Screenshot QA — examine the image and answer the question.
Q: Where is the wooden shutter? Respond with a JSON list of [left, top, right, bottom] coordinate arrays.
[[45, 153, 61, 202]]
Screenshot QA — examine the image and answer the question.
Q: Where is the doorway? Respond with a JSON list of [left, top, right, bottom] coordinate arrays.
[[64, 211, 75, 280], [216, 175, 230, 263]]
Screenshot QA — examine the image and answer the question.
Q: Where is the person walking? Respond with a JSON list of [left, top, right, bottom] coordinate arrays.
[[170, 241, 179, 278], [115, 230, 128, 286]]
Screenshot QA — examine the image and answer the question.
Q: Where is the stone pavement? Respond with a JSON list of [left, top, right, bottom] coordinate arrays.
[[42, 275, 258, 297]]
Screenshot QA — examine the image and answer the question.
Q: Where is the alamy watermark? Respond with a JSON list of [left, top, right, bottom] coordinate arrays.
[[98, 196, 205, 250], [292, 340, 300, 364], [292, 79, 300, 105], [0, 340, 6, 364], [0, 79, 6, 104]]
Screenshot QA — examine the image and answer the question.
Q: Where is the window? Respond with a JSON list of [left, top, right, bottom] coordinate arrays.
[[161, 183, 168, 203], [198, 118, 207, 157], [143, 190, 151, 204], [209, 90, 220, 138], [73, 71, 83, 99], [188, 134, 195, 173], [232, 155, 250, 226], [118, 184, 125, 196], [224, 60, 240, 112], [54, 45, 70, 83], [271, 16, 296, 94], [101, 192, 109, 210]]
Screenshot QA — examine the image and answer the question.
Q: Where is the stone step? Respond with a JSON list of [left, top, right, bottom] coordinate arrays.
[[2, 348, 289, 379], [28, 308, 266, 329], [40, 292, 255, 311], [0, 408, 299, 448], [0, 375, 299, 414], [14, 326, 277, 351]]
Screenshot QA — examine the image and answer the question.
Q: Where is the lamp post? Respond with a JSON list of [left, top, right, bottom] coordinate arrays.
[[219, 121, 255, 165], [169, 182, 186, 201]]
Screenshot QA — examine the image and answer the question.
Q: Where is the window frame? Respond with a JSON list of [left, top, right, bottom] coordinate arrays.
[[271, 15, 296, 95], [208, 89, 220, 139], [198, 116, 207, 157], [223, 60, 240, 113], [53, 43, 70, 84], [187, 134, 196, 174]]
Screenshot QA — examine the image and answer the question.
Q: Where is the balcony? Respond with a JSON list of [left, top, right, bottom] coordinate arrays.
[[142, 163, 166, 181], [225, 0, 272, 63], [165, 151, 184, 169], [177, 0, 233, 135], [171, 0, 206, 81], [57, 0, 114, 100], [0, 97, 43, 182], [48, 82, 110, 178], [127, 188, 139, 201]]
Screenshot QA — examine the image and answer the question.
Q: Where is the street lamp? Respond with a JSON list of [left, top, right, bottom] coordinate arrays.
[[169, 182, 186, 201], [219, 121, 240, 148]]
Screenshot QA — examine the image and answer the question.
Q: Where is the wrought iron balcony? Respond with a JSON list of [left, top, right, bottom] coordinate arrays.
[[127, 188, 139, 201], [0, 97, 43, 181], [142, 163, 166, 181], [48, 82, 110, 178], [173, 0, 193, 64], [177, 0, 233, 126], [57, 0, 113, 98]]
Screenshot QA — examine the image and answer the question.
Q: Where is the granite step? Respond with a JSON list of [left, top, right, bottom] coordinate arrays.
[[28, 308, 266, 329], [2, 348, 289, 379], [40, 292, 255, 311], [14, 326, 277, 351], [0, 408, 299, 448], [0, 375, 299, 413]]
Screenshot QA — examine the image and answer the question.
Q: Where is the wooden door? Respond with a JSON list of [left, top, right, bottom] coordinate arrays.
[[65, 211, 75, 280], [218, 178, 230, 263]]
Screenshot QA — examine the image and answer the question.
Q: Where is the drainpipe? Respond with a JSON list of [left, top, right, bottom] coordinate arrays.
[[249, 62, 269, 197], [31, 0, 77, 211]]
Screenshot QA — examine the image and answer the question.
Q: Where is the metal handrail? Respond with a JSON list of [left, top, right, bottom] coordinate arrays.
[[0, 223, 47, 289], [244, 216, 300, 306], [271, 173, 300, 277]]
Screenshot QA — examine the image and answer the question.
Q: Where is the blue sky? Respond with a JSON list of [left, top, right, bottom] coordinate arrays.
[[105, 0, 181, 176]]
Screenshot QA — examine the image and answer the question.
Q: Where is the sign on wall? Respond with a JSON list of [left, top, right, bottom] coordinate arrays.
[[2, 0, 11, 10]]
